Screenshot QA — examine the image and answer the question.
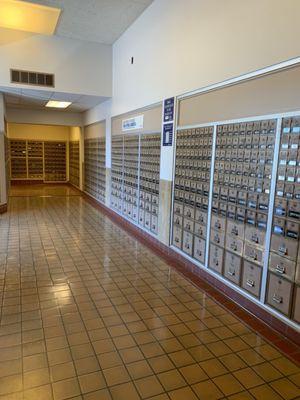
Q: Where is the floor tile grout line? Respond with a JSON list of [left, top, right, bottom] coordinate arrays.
[[0, 190, 299, 400], [54, 195, 295, 398], [82, 191, 300, 363]]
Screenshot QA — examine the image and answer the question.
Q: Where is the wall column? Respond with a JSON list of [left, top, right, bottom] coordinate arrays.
[[105, 116, 112, 207], [0, 94, 7, 213]]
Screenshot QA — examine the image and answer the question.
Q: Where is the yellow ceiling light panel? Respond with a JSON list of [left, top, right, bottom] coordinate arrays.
[[0, 0, 61, 35], [46, 100, 72, 109]]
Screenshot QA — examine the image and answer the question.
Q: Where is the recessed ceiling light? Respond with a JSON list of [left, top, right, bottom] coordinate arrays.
[[0, 0, 61, 35], [46, 100, 72, 109]]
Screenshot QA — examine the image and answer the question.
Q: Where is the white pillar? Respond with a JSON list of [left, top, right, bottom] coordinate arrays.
[[0, 94, 7, 208], [79, 126, 85, 191]]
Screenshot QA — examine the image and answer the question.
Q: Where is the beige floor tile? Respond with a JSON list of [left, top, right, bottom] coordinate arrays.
[[237, 349, 265, 366], [147, 395, 170, 400], [192, 380, 223, 399], [0, 393, 23, 400], [83, 388, 112, 400], [88, 328, 110, 341], [227, 391, 255, 399], [97, 351, 123, 369], [179, 364, 208, 385], [213, 326, 236, 340], [92, 339, 116, 354], [250, 384, 283, 400], [157, 369, 186, 391], [213, 373, 245, 396], [0, 333, 21, 348], [24, 367, 51, 389], [140, 342, 164, 358], [0, 374, 23, 396], [148, 355, 175, 373], [165, 349, 194, 368], [23, 340, 46, 357], [196, 330, 219, 344], [253, 362, 283, 382], [126, 360, 153, 379], [78, 371, 106, 394], [133, 331, 156, 345], [270, 357, 300, 376], [74, 356, 100, 375], [169, 323, 191, 336], [24, 384, 53, 400], [160, 337, 184, 353], [225, 336, 251, 352], [270, 378, 300, 399], [233, 367, 264, 389], [0, 359, 22, 378], [103, 366, 130, 386], [46, 336, 69, 352], [119, 346, 144, 363], [289, 371, 300, 386], [68, 331, 90, 346], [219, 353, 247, 371], [135, 375, 164, 398], [168, 386, 198, 400], [108, 324, 130, 337], [50, 361, 76, 382], [110, 382, 140, 400], [113, 335, 136, 350], [52, 377, 81, 399], [206, 340, 232, 357], [199, 358, 228, 378], [71, 343, 94, 360], [253, 344, 281, 361], [47, 348, 72, 366], [2, 187, 299, 400], [188, 345, 214, 363], [23, 353, 48, 372], [177, 333, 201, 348]]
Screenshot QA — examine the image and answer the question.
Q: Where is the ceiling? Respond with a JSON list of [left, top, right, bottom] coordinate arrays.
[[20, 0, 153, 45], [0, 86, 108, 112]]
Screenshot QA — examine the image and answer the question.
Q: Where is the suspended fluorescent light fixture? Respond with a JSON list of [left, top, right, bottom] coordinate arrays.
[[46, 100, 72, 109]]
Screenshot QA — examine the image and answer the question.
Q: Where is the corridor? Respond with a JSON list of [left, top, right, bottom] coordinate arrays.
[[0, 186, 299, 400]]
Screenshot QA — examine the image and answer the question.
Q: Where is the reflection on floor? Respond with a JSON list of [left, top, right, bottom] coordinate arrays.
[[9, 183, 81, 197], [0, 185, 299, 400]]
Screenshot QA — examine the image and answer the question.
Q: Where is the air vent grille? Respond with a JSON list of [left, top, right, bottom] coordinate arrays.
[[10, 69, 55, 87]]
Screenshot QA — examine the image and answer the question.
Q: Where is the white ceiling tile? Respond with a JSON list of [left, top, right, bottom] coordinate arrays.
[[4, 94, 21, 104], [50, 92, 82, 102], [1, 85, 107, 113], [21, 89, 53, 99], [20, 0, 153, 44], [0, 86, 22, 95]]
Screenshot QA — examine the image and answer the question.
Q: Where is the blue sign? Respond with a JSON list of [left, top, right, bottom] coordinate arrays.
[[163, 97, 175, 123], [163, 123, 173, 146]]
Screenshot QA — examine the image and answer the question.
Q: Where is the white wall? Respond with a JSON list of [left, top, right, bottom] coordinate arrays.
[[6, 107, 83, 126], [111, 0, 300, 116], [83, 99, 112, 126], [0, 27, 112, 97], [7, 123, 71, 141], [84, 100, 112, 168], [70, 126, 81, 141]]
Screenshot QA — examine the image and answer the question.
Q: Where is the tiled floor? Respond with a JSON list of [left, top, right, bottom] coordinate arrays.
[[9, 184, 80, 198], [0, 185, 299, 400]]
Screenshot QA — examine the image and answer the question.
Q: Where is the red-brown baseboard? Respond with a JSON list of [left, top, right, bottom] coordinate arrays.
[[0, 203, 7, 214], [82, 192, 300, 365]]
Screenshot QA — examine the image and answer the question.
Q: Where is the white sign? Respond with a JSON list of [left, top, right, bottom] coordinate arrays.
[[122, 115, 144, 131]]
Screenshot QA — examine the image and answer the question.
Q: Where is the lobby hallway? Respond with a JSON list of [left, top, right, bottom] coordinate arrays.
[[0, 185, 299, 400]]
